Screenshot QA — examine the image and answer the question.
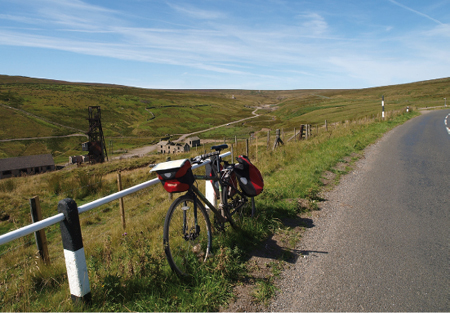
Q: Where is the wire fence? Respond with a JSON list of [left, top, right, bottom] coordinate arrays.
[[0, 108, 409, 277]]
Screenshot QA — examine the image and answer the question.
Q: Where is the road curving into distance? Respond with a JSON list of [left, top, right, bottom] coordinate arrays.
[[270, 109, 450, 311]]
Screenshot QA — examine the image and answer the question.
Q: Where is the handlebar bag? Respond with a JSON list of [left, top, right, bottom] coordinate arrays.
[[150, 159, 194, 193], [234, 155, 264, 197]]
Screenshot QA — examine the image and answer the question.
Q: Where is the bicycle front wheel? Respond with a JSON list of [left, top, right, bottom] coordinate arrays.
[[163, 194, 212, 277]]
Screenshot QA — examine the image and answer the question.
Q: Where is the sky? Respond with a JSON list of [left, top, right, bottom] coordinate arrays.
[[0, 0, 449, 90]]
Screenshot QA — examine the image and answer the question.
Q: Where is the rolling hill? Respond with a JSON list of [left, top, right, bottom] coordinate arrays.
[[0, 75, 448, 163]]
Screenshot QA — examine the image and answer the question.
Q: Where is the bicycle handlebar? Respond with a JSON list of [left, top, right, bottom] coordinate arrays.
[[190, 150, 220, 164]]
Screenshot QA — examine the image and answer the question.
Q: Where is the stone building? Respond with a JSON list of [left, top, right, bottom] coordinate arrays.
[[158, 140, 190, 154], [0, 154, 55, 179], [185, 136, 201, 148]]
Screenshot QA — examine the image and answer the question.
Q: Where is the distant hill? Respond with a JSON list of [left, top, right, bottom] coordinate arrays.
[[0, 74, 448, 162]]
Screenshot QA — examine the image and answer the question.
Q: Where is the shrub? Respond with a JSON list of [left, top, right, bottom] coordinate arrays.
[[0, 179, 16, 193]]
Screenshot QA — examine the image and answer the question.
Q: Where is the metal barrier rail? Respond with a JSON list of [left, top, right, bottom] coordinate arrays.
[[0, 151, 231, 246]]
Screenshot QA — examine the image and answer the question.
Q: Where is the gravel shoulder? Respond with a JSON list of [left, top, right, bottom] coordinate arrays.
[[268, 110, 450, 311], [223, 125, 400, 312], [268, 139, 385, 311]]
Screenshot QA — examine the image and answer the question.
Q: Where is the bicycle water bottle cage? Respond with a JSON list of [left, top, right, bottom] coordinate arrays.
[[211, 144, 228, 152]]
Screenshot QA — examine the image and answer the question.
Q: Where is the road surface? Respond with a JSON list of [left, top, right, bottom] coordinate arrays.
[[269, 109, 450, 311]]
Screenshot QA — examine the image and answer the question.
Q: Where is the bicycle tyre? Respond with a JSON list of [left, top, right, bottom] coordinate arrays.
[[222, 173, 247, 227], [163, 193, 212, 277]]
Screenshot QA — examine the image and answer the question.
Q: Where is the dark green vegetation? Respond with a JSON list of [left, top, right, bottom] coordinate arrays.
[[1, 75, 449, 163], [0, 74, 447, 311]]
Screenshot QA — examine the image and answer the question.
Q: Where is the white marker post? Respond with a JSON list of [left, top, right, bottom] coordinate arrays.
[[58, 198, 91, 303], [204, 163, 217, 209], [382, 95, 385, 119]]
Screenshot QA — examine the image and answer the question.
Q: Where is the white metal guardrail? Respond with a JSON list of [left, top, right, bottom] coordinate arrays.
[[0, 151, 231, 302], [0, 151, 231, 246]]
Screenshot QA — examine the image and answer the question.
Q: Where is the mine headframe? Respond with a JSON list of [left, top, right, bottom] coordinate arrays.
[[82, 106, 108, 164]]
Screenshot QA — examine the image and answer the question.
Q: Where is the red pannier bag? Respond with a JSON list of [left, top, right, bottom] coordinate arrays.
[[150, 159, 195, 193], [233, 155, 264, 197]]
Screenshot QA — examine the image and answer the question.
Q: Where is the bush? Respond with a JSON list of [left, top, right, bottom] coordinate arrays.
[[0, 179, 16, 192]]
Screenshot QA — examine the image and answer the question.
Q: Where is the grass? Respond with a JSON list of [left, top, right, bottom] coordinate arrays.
[[2, 75, 448, 162], [0, 108, 421, 311], [0, 74, 446, 310]]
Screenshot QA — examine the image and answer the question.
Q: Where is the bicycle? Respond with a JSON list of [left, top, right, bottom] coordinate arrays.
[[150, 144, 251, 277]]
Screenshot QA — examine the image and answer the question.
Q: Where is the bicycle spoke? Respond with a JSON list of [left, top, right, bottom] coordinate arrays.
[[164, 194, 212, 277]]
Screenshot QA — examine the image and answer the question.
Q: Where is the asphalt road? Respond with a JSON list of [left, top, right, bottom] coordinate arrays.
[[270, 109, 450, 311]]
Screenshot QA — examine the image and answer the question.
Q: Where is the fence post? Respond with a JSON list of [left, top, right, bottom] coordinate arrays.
[[273, 129, 284, 150], [117, 172, 126, 230], [325, 120, 328, 131], [231, 144, 234, 163], [255, 133, 258, 162], [246, 138, 249, 156], [58, 198, 91, 303], [30, 196, 50, 265]]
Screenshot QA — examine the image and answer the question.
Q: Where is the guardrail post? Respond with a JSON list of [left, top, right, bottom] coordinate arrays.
[[30, 196, 50, 265], [166, 157, 173, 200], [58, 198, 91, 303], [204, 164, 217, 210]]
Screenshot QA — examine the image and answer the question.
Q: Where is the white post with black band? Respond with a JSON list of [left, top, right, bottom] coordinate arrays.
[[382, 95, 385, 119], [58, 198, 91, 303]]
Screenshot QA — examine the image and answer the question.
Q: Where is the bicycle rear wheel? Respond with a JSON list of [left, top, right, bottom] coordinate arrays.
[[222, 173, 248, 227], [163, 193, 212, 277]]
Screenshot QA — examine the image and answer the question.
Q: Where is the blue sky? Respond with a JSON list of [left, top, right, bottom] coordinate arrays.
[[0, 0, 449, 89]]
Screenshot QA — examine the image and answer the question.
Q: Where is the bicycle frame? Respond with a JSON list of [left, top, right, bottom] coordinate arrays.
[[190, 154, 244, 224]]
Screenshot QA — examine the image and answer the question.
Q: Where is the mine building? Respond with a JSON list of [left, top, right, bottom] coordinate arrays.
[[158, 140, 191, 154], [185, 136, 201, 147], [0, 154, 55, 179]]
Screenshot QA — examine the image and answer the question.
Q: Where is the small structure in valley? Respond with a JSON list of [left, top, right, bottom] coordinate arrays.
[[158, 140, 190, 154], [185, 136, 201, 148], [0, 154, 55, 179]]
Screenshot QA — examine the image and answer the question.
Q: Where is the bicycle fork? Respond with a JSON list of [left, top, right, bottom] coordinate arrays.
[[181, 198, 200, 241]]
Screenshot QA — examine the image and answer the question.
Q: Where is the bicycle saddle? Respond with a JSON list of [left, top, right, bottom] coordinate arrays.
[[211, 144, 228, 151]]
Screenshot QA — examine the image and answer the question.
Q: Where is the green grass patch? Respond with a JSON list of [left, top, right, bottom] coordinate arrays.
[[1, 110, 418, 311]]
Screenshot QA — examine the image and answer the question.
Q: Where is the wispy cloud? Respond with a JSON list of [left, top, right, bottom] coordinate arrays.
[[296, 13, 328, 36], [387, 0, 444, 25], [0, 0, 449, 89], [166, 3, 226, 20]]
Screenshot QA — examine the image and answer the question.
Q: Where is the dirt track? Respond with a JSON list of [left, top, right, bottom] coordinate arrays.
[[112, 107, 266, 159]]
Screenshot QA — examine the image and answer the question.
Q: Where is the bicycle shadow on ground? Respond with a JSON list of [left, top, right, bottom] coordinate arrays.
[[245, 216, 318, 265]]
